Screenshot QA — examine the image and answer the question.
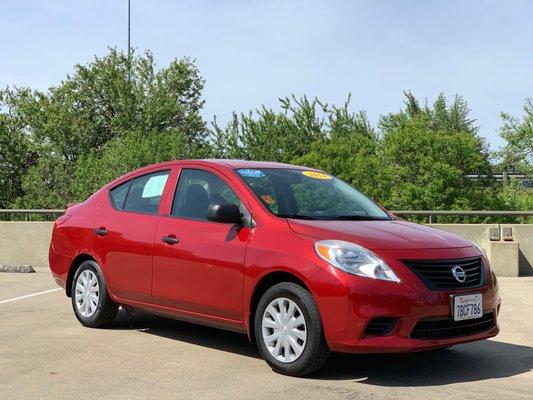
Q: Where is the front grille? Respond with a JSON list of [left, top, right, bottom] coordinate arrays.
[[403, 257, 484, 290], [364, 317, 397, 336], [411, 311, 495, 339]]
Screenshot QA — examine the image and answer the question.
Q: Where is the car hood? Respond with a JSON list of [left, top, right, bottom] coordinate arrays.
[[287, 219, 471, 250]]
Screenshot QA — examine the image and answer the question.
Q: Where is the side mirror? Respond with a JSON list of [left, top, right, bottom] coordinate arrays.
[[207, 203, 242, 224]]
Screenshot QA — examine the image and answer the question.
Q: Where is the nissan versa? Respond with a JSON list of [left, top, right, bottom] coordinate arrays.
[[49, 160, 500, 376]]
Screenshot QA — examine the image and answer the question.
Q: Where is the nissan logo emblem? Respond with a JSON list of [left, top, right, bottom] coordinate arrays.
[[451, 266, 466, 283]]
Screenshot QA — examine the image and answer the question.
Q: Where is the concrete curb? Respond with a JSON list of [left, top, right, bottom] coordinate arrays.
[[0, 264, 36, 273]]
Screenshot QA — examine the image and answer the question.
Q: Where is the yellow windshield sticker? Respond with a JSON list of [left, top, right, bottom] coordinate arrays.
[[302, 171, 332, 180]]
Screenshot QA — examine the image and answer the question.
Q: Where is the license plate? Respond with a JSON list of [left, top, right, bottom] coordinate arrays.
[[452, 293, 482, 321]]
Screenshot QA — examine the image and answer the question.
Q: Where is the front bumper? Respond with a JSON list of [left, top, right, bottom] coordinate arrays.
[[335, 323, 499, 353], [310, 248, 501, 353]]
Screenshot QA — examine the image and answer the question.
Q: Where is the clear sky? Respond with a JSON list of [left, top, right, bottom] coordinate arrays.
[[1, 0, 532, 149]]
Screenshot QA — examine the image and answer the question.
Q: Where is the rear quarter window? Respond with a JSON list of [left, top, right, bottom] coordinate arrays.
[[109, 180, 132, 210]]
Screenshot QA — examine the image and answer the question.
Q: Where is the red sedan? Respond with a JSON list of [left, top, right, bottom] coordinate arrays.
[[49, 160, 500, 376]]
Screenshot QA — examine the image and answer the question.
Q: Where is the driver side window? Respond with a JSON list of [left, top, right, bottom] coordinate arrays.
[[172, 169, 243, 221]]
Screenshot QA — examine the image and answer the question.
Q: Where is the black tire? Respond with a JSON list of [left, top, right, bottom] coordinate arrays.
[[71, 260, 118, 328], [254, 282, 330, 376]]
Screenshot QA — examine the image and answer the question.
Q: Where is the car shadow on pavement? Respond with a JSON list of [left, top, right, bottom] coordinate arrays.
[[312, 340, 533, 386], [109, 311, 532, 386], [109, 310, 261, 359]]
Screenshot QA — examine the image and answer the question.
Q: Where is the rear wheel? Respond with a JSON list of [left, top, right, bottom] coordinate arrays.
[[254, 282, 330, 376], [71, 260, 118, 328]]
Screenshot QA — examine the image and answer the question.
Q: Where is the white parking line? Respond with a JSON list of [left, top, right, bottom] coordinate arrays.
[[0, 288, 62, 305]]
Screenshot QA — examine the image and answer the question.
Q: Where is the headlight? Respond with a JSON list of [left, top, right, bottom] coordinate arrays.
[[314, 240, 400, 282]]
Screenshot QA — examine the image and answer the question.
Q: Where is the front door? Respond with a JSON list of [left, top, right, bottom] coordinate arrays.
[[152, 167, 251, 321]]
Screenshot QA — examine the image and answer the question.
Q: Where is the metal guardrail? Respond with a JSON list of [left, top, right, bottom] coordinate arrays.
[[1, 209, 532, 223], [392, 210, 533, 223], [0, 209, 66, 214], [0, 209, 65, 221]]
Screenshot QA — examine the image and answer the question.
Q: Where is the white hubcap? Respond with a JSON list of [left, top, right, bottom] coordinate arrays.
[[262, 297, 307, 363], [75, 270, 99, 318]]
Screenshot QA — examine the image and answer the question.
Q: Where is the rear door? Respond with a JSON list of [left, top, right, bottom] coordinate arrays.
[[93, 168, 172, 303], [152, 166, 251, 321]]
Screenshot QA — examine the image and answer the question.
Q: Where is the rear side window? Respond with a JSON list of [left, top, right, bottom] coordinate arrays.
[[122, 170, 170, 214], [109, 180, 131, 210]]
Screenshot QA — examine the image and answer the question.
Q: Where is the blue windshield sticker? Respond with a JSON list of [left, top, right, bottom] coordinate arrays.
[[238, 169, 266, 178]]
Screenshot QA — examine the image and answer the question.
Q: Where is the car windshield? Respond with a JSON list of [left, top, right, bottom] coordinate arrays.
[[236, 168, 390, 221]]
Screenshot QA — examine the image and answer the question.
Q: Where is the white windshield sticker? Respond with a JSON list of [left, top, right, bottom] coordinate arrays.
[[142, 175, 168, 198]]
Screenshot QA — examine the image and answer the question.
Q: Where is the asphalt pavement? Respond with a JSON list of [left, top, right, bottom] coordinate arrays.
[[1, 269, 532, 400]]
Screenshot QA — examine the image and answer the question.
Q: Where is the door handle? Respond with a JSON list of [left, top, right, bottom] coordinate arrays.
[[161, 235, 179, 245], [94, 227, 108, 236]]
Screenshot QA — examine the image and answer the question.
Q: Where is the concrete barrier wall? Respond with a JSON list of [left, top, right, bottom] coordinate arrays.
[[0, 222, 53, 268], [429, 224, 532, 276], [0, 222, 531, 276], [427, 224, 498, 248], [502, 225, 532, 276]]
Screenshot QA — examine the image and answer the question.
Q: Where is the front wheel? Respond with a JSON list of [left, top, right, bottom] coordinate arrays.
[[254, 282, 330, 376], [71, 260, 118, 328]]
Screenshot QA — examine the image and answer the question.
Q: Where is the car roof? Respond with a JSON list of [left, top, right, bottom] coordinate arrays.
[[199, 159, 316, 170], [104, 159, 321, 190], [131, 159, 319, 171]]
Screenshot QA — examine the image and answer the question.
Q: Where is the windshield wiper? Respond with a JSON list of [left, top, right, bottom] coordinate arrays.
[[277, 214, 319, 220], [323, 215, 389, 221], [278, 214, 388, 221]]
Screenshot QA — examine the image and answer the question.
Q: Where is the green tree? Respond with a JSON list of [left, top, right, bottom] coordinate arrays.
[[498, 98, 533, 176], [72, 130, 205, 201], [498, 178, 533, 212], [378, 92, 495, 213], [1, 49, 207, 208], [294, 100, 384, 200], [212, 95, 327, 162], [0, 110, 36, 208], [1, 48, 530, 219]]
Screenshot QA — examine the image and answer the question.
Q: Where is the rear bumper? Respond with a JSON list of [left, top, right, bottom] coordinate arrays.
[[310, 260, 501, 354], [49, 246, 72, 290]]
